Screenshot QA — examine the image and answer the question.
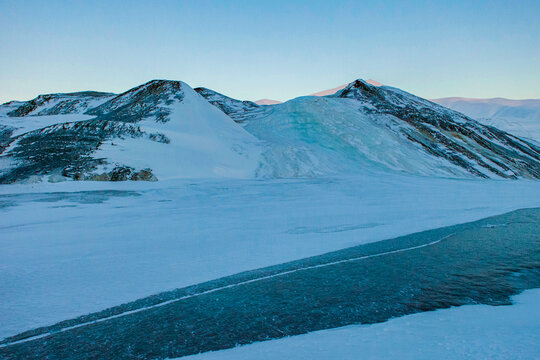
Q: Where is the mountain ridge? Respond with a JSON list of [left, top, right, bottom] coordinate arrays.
[[1, 78, 539, 183]]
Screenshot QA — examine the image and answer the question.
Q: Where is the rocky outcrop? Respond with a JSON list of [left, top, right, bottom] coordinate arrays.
[[1, 78, 540, 183], [6, 92, 115, 117], [87, 80, 184, 123], [331, 80, 540, 179], [64, 166, 158, 182], [194, 87, 271, 122]]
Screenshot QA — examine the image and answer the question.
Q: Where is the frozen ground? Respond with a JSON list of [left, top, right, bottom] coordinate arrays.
[[1, 174, 540, 339], [182, 288, 540, 360]]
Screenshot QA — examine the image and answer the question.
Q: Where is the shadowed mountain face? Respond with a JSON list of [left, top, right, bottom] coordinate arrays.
[[87, 80, 184, 123], [0, 81, 183, 183], [0, 80, 259, 183], [329, 80, 540, 178], [194, 87, 271, 122], [1, 79, 540, 183]]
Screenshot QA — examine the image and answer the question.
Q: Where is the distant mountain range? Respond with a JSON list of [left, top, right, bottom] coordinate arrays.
[[431, 97, 540, 143], [1, 79, 539, 183], [254, 79, 383, 104]]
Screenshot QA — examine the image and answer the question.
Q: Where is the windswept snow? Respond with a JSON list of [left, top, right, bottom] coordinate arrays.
[[1, 79, 540, 359], [182, 289, 540, 360]]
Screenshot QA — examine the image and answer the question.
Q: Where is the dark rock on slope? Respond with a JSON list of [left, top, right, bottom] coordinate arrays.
[[87, 80, 184, 123], [195, 87, 271, 122], [0, 80, 184, 183], [332, 80, 540, 178], [5, 91, 115, 117]]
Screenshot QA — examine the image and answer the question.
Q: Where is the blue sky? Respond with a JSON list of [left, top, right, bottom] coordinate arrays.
[[1, 0, 539, 103]]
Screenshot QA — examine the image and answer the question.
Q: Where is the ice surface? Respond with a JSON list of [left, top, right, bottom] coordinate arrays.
[[1, 174, 540, 339], [181, 288, 540, 360]]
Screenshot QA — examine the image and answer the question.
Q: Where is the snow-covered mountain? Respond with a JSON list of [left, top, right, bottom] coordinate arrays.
[[432, 97, 540, 143], [200, 80, 540, 179], [0, 80, 261, 183], [310, 79, 382, 97], [1, 79, 540, 183], [254, 99, 282, 105], [253, 79, 382, 105], [0, 91, 115, 118], [194, 87, 271, 122]]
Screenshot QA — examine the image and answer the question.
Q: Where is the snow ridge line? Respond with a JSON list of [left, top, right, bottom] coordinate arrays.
[[0, 233, 454, 348]]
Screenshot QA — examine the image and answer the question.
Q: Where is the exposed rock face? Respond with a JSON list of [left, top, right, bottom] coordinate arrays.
[[86, 167, 157, 182], [1, 120, 147, 183], [1, 78, 540, 183], [0, 125, 13, 153], [0, 80, 182, 183], [6, 92, 115, 117], [108, 166, 135, 181], [194, 87, 271, 122], [331, 80, 540, 179], [87, 173, 110, 181], [87, 80, 184, 123], [130, 169, 157, 181]]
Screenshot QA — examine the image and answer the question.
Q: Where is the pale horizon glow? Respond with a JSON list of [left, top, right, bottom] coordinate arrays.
[[1, 0, 539, 104]]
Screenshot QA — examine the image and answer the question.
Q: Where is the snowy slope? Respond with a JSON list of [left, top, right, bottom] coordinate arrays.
[[432, 97, 540, 143], [194, 87, 271, 122], [92, 81, 261, 180], [183, 289, 540, 360], [245, 96, 469, 178], [0, 91, 115, 117], [2, 78, 540, 182], [0, 92, 114, 156], [0, 81, 261, 182], [240, 80, 540, 179]]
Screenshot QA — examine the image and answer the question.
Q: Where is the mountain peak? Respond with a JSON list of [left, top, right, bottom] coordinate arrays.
[[311, 79, 383, 97], [86, 80, 185, 122], [332, 79, 383, 100]]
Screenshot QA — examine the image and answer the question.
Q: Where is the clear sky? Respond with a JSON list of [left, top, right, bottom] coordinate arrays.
[[1, 0, 539, 104]]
